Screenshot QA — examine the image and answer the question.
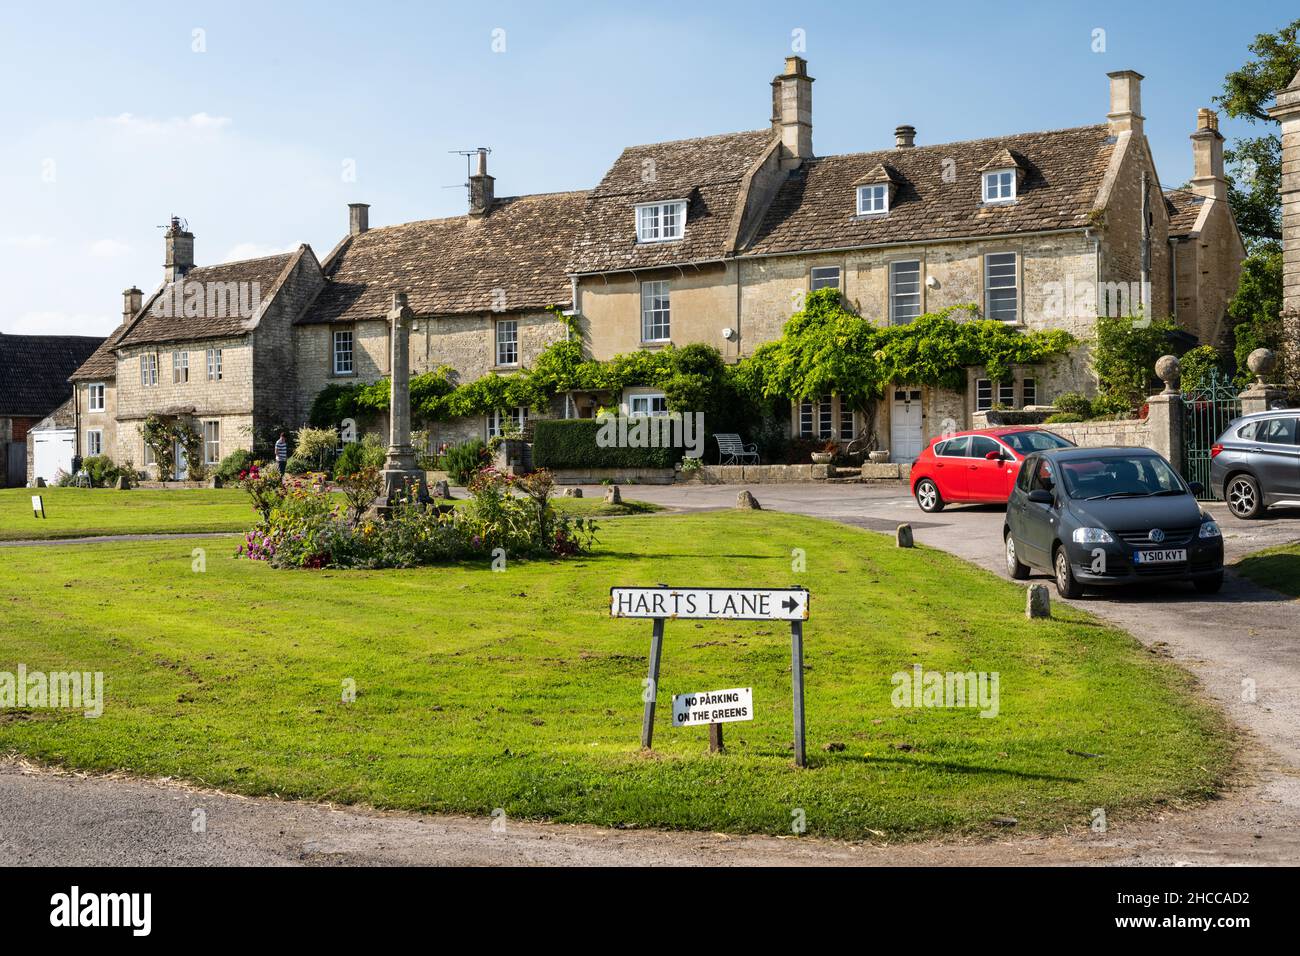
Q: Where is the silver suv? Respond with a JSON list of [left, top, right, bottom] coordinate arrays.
[[1209, 409, 1300, 518]]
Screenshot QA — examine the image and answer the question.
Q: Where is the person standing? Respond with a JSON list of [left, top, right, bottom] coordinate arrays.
[[274, 432, 289, 479]]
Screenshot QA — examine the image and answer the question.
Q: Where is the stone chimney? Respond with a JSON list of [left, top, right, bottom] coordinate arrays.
[[1106, 70, 1144, 136], [164, 216, 194, 283], [894, 125, 916, 149], [348, 202, 370, 236], [1189, 108, 1226, 201], [771, 56, 813, 170], [468, 148, 495, 217], [121, 287, 142, 325]]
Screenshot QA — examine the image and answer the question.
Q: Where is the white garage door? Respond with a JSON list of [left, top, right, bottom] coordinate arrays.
[[32, 429, 75, 484]]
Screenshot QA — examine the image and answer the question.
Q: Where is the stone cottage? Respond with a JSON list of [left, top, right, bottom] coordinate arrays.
[[69, 218, 326, 478]]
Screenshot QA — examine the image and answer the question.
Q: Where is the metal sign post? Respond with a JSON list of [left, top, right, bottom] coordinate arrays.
[[613, 586, 809, 768]]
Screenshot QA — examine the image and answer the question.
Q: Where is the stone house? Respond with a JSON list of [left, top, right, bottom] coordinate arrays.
[[297, 178, 588, 449], [567, 58, 1245, 461], [0, 332, 103, 485], [69, 218, 326, 478]]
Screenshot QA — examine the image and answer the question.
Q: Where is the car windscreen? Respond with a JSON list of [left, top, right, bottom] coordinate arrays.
[[1000, 430, 1074, 454], [1057, 455, 1187, 500]]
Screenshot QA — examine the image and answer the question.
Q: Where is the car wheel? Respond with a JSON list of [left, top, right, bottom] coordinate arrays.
[[1053, 546, 1084, 599], [1225, 475, 1263, 519], [1194, 572, 1224, 595], [915, 479, 944, 513], [1005, 532, 1030, 580]]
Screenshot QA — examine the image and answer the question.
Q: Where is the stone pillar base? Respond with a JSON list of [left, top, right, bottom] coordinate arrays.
[[1239, 384, 1288, 416]]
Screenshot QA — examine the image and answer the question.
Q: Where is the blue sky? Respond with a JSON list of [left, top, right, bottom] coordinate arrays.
[[0, 0, 1293, 336]]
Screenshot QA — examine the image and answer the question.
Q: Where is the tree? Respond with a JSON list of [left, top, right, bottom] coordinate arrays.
[[1226, 246, 1286, 384], [1215, 18, 1300, 249]]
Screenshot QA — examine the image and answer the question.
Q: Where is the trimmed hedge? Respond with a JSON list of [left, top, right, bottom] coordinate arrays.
[[532, 419, 680, 470]]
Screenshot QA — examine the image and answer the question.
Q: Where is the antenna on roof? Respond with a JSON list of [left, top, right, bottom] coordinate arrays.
[[156, 215, 189, 232]]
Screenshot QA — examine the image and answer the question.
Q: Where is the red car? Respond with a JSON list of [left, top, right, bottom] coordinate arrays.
[[910, 427, 1075, 512]]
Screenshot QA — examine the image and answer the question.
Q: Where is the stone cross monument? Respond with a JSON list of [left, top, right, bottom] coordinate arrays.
[[380, 291, 429, 506]]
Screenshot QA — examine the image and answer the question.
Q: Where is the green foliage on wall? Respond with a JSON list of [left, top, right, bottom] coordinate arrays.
[[308, 292, 1077, 430], [736, 289, 1075, 404]]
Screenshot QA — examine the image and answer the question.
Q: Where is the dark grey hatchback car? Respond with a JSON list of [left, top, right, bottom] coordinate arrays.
[[1004, 446, 1224, 598]]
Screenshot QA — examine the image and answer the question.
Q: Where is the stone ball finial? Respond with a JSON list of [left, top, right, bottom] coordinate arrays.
[[1155, 355, 1180, 393], [1247, 347, 1277, 385]]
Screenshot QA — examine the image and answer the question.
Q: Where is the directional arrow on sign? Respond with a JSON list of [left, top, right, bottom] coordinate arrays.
[[781, 596, 800, 613]]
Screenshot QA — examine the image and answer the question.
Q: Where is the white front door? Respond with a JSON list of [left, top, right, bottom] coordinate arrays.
[[174, 442, 188, 480], [890, 388, 923, 463], [32, 429, 75, 483]]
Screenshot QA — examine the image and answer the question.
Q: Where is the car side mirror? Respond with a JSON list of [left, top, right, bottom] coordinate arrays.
[[985, 450, 1002, 460], [1027, 489, 1053, 505]]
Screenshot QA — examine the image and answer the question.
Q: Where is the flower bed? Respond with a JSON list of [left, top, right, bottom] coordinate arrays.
[[235, 464, 595, 569]]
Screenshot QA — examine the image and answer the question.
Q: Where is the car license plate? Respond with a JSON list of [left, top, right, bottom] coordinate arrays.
[[1134, 549, 1187, 564]]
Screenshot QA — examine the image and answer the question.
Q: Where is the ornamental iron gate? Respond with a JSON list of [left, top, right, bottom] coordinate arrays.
[[1180, 368, 1241, 500]]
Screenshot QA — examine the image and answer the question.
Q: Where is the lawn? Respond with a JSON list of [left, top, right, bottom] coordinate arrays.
[[0, 511, 1231, 840], [0, 487, 656, 541], [1234, 541, 1300, 598]]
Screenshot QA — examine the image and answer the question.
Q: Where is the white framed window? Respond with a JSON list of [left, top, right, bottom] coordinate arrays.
[[172, 350, 189, 384], [635, 200, 687, 242], [85, 429, 102, 457], [810, 266, 841, 291], [976, 379, 994, 411], [889, 260, 922, 325], [202, 420, 220, 465], [982, 169, 1016, 203], [984, 252, 1018, 322], [495, 319, 518, 366], [206, 348, 223, 381], [640, 280, 671, 342], [1022, 377, 1037, 407], [856, 184, 889, 215], [87, 382, 105, 412], [486, 406, 528, 440], [798, 395, 840, 440], [838, 396, 855, 440], [333, 330, 354, 375], [629, 392, 668, 417], [140, 353, 158, 387]]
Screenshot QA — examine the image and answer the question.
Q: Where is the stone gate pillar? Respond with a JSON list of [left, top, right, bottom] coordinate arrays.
[[1268, 69, 1300, 388]]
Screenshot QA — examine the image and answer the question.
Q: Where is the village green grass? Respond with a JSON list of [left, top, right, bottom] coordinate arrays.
[[0, 487, 655, 541], [1234, 541, 1300, 598], [0, 509, 1232, 840]]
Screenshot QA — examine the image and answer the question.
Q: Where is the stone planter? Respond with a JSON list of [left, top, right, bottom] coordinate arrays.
[[868, 450, 891, 464], [810, 452, 834, 465]]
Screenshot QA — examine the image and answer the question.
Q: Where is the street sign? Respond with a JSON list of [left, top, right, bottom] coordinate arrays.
[[614, 584, 810, 767], [610, 586, 809, 621], [672, 687, 753, 727], [32, 495, 45, 519]]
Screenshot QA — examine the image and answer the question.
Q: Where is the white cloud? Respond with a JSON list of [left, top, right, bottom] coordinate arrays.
[[1, 234, 56, 248], [221, 242, 300, 263], [6, 311, 115, 336], [89, 238, 131, 258], [100, 112, 233, 135]]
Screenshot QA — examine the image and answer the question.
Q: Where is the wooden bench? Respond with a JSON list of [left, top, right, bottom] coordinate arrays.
[[715, 434, 759, 465]]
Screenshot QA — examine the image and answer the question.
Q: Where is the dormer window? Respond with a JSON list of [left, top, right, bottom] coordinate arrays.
[[982, 169, 1017, 203], [635, 200, 687, 243], [856, 184, 889, 215]]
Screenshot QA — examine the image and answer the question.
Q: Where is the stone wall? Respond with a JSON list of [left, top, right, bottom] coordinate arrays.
[[76, 380, 118, 463], [253, 252, 326, 440], [1024, 417, 1151, 448]]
